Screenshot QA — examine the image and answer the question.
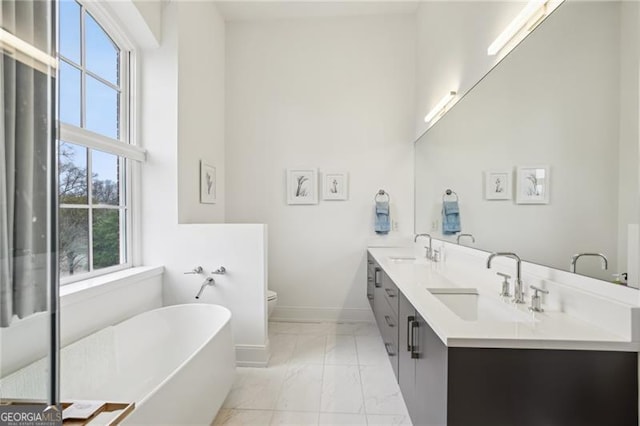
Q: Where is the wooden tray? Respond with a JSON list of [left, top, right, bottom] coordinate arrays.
[[0, 400, 135, 425], [62, 401, 135, 425]]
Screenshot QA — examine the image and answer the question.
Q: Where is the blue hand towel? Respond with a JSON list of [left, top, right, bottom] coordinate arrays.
[[442, 201, 461, 235], [375, 201, 390, 234]]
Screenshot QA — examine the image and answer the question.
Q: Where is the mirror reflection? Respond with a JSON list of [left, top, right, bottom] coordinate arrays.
[[414, 1, 639, 287]]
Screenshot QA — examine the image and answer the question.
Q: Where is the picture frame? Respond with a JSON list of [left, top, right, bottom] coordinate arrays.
[[484, 170, 511, 200], [200, 161, 216, 204], [286, 168, 318, 205], [516, 165, 550, 204], [323, 171, 349, 201]]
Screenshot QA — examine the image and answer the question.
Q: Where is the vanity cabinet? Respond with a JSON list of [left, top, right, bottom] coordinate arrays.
[[368, 256, 638, 426], [366, 255, 375, 309], [369, 257, 399, 379]]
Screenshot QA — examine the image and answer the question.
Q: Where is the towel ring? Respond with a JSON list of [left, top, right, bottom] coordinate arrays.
[[442, 189, 458, 202], [375, 189, 390, 203]]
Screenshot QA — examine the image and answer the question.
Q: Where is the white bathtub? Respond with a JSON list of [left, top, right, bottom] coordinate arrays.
[[1, 304, 236, 425]]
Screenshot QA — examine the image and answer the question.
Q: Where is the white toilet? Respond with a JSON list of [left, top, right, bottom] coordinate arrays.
[[267, 290, 278, 318]]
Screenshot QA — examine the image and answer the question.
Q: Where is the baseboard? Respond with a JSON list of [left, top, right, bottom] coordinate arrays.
[[235, 343, 269, 367], [271, 306, 375, 323]]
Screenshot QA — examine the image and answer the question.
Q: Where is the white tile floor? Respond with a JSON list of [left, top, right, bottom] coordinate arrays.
[[213, 322, 412, 426]]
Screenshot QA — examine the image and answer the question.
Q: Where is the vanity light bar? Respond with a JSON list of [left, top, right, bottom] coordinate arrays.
[[487, 0, 548, 56], [424, 91, 457, 124], [0, 28, 58, 69]]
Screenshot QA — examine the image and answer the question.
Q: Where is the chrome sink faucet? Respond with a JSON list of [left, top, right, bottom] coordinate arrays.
[[570, 253, 608, 273], [414, 233, 433, 259], [487, 252, 525, 304]]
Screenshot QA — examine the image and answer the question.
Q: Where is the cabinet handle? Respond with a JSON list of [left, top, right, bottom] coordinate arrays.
[[368, 277, 373, 282], [367, 294, 374, 300], [410, 320, 419, 359], [384, 342, 396, 357], [384, 315, 395, 327], [406, 315, 415, 351], [374, 269, 382, 288], [384, 288, 396, 298]]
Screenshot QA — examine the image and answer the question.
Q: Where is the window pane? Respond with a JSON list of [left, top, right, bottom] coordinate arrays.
[[59, 61, 81, 126], [85, 12, 119, 86], [85, 75, 119, 139], [92, 150, 120, 205], [59, 208, 89, 277], [59, 0, 81, 64], [92, 209, 121, 270], [59, 142, 88, 204]]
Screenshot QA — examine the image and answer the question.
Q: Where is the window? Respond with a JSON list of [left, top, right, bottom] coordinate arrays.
[[57, 0, 140, 281]]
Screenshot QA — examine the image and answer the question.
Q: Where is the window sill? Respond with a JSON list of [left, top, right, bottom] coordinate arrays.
[[60, 266, 164, 307]]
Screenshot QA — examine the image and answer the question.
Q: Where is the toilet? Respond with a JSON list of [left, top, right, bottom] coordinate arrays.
[[267, 290, 278, 318]]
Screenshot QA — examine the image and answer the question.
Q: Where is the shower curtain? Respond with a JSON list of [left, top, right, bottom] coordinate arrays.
[[1, 0, 52, 327]]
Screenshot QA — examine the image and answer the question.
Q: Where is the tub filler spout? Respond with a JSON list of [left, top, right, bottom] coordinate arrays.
[[196, 277, 215, 299]]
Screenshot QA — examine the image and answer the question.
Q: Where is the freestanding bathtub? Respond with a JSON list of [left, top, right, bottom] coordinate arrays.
[[1, 304, 236, 425]]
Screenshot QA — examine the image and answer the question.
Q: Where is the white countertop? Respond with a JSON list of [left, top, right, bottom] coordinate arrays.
[[368, 246, 639, 352]]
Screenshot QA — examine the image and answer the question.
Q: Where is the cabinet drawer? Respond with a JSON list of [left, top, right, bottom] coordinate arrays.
[[366, 258, 376, 308], [375, 285, 399, 380], [382, 273, 399, 316]]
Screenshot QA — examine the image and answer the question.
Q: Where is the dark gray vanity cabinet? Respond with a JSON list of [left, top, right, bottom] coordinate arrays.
[[368, 254, 638, 426], [366, 255, 375, 309], [369, 257, 399, 379]]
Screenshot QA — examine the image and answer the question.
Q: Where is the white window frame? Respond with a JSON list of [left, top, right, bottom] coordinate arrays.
[[58, 0, 144, 285]]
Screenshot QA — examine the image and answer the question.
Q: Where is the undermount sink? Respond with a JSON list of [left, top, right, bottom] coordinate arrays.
[[429, 290, 535, 323], [388, 256, 417, 263]]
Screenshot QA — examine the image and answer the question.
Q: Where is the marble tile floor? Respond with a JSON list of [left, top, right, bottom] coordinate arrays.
[[213, 321, 412, 426]]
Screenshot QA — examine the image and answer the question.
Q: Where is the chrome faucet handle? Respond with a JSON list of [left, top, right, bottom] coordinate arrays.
[[432, 249, 441, 263], [497, 272, 511, 297], [211, 266, 226, 275], [529, 285, 549, 312], [184, 266, 204, 275]]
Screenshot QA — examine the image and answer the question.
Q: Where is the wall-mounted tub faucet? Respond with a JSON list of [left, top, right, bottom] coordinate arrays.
[[195, 277, 215, 299], [570, 253, 608, 273], [456, 233, 475, 244], [184, 266, 204, 275], [486, 252, 525, 304]]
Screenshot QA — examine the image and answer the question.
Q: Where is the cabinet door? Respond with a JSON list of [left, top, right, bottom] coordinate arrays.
[[398, 292, 416, 418], [413, 313, 448, 426]]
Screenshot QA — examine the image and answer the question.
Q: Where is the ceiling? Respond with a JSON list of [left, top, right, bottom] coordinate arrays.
[[214, 1, 420, 22]]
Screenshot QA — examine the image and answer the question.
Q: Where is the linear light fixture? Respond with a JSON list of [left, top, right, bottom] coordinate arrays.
[[0, 28, 57, 69], [487, 0, 548, 56], [424, 91, 457, 124]]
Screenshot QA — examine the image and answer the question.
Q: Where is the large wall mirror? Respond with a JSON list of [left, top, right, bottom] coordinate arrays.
[[414, 1, 640, 288]]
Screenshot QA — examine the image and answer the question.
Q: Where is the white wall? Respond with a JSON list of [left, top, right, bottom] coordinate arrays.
[[618, 1, 640, 281], [415, 2, 622, 282], [414, 1, 524, 138], [132, 0, 163, 44], [144, 224, 269, 366], [177, 1, 226, 224], [140, 2, 267, 365], [225, 15, 416, 322]]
